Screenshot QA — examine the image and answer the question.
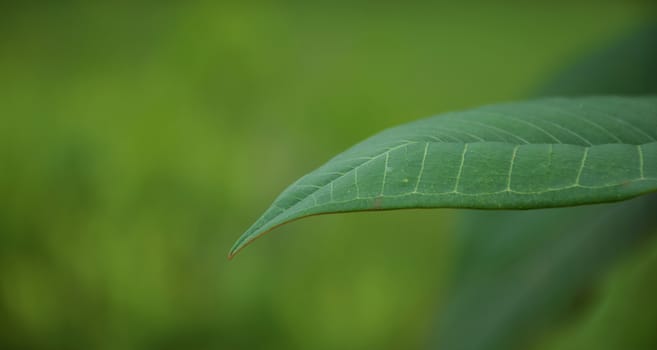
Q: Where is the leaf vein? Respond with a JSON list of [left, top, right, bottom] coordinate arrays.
[[542, 120, 593, 146], [638, 145, 645, 179], [542, 103, 623, 142], [575, 147, 589, 185], [584, 105, 657, 142], [507, 145, 519, 191], [414, 142, 430, 193], [453, 143, 469, 192]]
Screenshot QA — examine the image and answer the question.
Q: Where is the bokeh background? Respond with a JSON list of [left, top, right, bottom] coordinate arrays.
[[1, 1, 656, 349]]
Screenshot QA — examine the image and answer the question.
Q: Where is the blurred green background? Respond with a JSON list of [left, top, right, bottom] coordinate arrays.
[[1, 1, 656, 349]]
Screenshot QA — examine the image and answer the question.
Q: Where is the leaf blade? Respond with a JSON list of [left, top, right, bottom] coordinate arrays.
[[230, 96, 657, 257]]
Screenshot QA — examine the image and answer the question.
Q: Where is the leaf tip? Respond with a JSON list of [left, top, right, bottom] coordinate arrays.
[[227, 239, 247, 260]]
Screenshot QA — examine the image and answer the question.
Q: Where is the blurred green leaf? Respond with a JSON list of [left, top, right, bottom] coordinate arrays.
[[535, 235, 657, 350], [429, 194, 657, 350], [230, 96, 657, 257], [539, 24, 657, 96]]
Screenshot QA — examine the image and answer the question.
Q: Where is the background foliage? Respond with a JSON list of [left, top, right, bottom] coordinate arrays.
[[1, 1, 656, 349]]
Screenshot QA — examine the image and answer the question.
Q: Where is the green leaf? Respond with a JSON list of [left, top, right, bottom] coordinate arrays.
[[230, 96, 657, 258], [538, 24, 657, 96], [429, 194, 657, 350]]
